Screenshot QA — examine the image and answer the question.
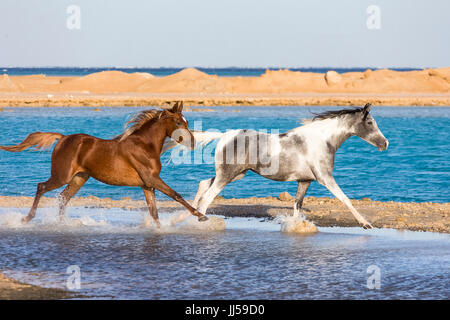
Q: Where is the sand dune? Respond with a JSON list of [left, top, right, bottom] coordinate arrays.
[[1, 67, 450, 106], [59, 70, 154, 93], [0, 74, 21, 92]]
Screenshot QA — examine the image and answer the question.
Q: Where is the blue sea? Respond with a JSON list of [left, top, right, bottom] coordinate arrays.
[[0, 106, 448, 203]]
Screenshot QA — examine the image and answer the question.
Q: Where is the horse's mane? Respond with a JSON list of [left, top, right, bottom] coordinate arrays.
[[302, 107, 365, 124], [116, 109, 165, 141]]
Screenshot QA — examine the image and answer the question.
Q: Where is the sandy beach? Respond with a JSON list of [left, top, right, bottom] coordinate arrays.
[[1, 68, 450, 107]]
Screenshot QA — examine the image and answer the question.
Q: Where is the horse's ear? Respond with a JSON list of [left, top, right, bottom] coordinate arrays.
[[169, 101, 180, 113], [363, 103, 372, 113], [169, 101, 183, 113], [362, 103, 371, 120]]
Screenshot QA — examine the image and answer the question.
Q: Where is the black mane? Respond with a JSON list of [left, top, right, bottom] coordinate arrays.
[[312, 107, 365, 121]]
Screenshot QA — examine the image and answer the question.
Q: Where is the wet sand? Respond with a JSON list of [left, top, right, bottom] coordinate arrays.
[[1, 92, 450, 107], [1, 195, 448, 234], [1, 67, 449, 107], [0, 273, 75, 300]]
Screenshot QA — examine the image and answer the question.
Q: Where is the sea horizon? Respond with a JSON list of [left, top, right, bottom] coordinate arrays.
[[1, 66, 425, 77]]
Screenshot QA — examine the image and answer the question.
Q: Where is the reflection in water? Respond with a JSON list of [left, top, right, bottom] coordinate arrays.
[[0, 207, 449, 299]]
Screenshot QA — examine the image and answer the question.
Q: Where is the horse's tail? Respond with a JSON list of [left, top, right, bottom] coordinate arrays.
[[0, 132, 64, 152], [161, 130, 224, 153]]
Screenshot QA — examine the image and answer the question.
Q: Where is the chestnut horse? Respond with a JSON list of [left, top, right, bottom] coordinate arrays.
[[0, 101, 207, 226]]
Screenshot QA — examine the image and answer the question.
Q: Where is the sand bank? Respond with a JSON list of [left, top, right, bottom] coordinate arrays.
[[1, 68, 449, 106], [0, 195, 448, 234], [0, 273, 75, 300], [1, 92, 450, 107]]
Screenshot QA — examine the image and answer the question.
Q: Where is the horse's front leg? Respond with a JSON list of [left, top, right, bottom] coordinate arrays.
[[293, 181, 311, 218], [149, 176, 208, 222], [130, 155, 208, 222], [317, 174, 373, 229]]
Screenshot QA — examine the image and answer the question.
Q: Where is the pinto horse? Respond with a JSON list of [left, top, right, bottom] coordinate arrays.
[[0, 101, 208, 226], [164, 103, 388, 229]]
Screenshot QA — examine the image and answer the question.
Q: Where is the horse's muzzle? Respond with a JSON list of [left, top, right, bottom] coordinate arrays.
[[378, 139, 389, 151]]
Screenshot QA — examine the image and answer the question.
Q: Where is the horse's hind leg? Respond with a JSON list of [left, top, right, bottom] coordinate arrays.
[[196, 170, 246, 215], [196, 177, 228, 215], [193, 173, 244, 209], [23, 177, 64, 223], [58, 173, 89, 222], [293, 181, 311, 217], [142, 187, 160, 228], [192, 177, 215, 208]]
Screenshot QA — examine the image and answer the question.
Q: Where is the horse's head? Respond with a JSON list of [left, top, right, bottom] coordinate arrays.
[[352, 103, 389, 151], [164, 101, 195, 150]]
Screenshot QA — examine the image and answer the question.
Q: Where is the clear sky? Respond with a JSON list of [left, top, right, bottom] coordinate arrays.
[[1, 0, 449, 68]]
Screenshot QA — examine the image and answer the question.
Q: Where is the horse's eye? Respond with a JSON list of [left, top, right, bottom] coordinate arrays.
[[367, 121, 373, 125], [177, 122, 182, 126]]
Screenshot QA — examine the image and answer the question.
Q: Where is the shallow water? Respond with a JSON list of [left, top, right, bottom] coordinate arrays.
[[0, 106, 449, 203], [0, 207, 448, 299]]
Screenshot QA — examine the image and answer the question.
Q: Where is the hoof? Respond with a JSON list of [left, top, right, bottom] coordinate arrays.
[[198, 215, 208, 222], [363, 223, 373, 230], [21, 217, 30, 224]]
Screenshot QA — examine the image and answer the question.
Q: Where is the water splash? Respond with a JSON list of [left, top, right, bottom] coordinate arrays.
[[0, 207, 110, 230], [0, 211, 26, 228], [141, 210, 226, 232], [70, 215, 108, 227], [276, 214, 318, 234]]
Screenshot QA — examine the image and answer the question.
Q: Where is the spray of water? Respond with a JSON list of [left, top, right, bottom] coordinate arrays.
[[0, 208, 316, 234], [276, 214, 318, 234], [0, 211, 26, 228], [70, 215, 108, 227], [0, 208, 109, 230], [140, 210, 226, 232]]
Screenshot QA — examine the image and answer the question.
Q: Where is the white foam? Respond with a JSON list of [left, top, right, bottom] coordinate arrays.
[[0, 207, 111, 231], [276, 214, 318, 234], [0, 207, 316, 234], [0, 210, 26, 228], [0, 207, 226, 233], [74, 215, 108, 227], [140, 210, 226, 232]]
